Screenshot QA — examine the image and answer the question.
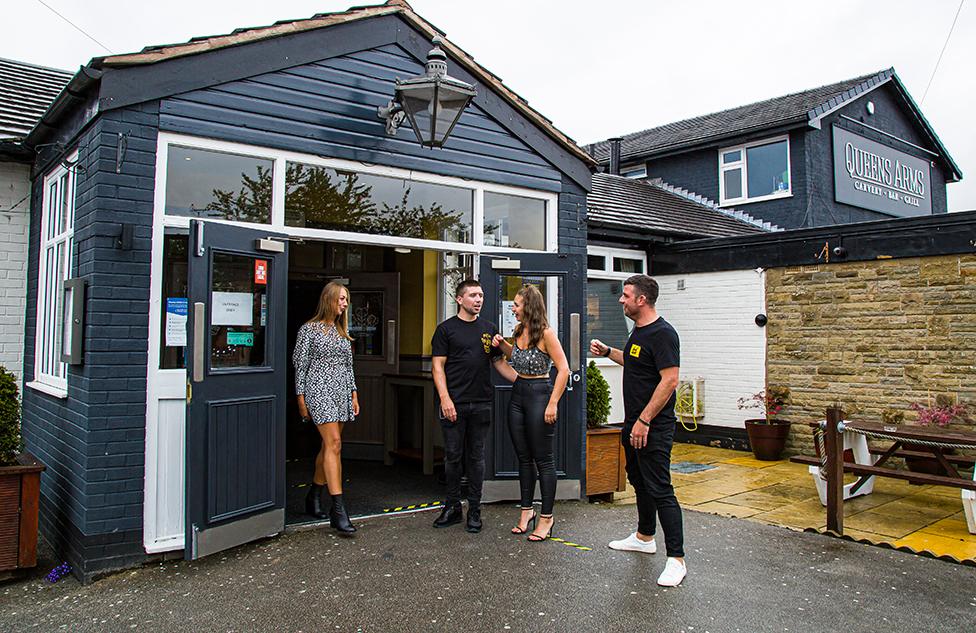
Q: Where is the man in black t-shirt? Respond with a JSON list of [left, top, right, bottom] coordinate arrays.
[[590, 274, 687, 587], [431, 279, 516, 532]]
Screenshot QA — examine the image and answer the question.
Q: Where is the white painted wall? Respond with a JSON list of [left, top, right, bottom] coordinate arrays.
[[0, 161, 30, 385], [590, 269, 766, 429]]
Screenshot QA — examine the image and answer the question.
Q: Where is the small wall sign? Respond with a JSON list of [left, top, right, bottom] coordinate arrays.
[[254, 259, 268, 285]]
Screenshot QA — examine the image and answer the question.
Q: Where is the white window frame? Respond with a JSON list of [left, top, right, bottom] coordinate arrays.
[[586, 245, 647, 362], [28, 154, 78, 398], [718, 135, 792, 207], [156, 133, 558, 255], [620, 165, 647, 179]]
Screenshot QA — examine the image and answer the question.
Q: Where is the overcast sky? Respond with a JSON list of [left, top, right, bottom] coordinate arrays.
[[3, 0, 973, 210]]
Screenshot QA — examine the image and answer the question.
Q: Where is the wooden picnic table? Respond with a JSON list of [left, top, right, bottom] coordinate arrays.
[[790, 409, 976, 535]]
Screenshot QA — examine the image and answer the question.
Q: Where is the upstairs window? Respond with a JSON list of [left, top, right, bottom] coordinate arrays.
[[620, 165, 647, 179], [719, 136, 791, 205]]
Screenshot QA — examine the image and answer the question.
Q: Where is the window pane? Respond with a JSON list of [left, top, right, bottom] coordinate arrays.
[[210, 253, 269, 369], [165, 146, 273, 224], [587, 278, 631, 351], [620, 167, 646, 179], [160, 234, 189, 370], [587, 255, 606, 271], [58, 172, 70, 234], [440, 252, 474, 323], [47, 181, 58, 241], [746, 140, 789, 198], [612, 257, 643, 274], [52, 242, 66, 377], [723, 168, 742, 199], [484, 192, 546, 250], [722, 150, 741, 164], [349, 291, 384, 357], [285, 162, 473, 243]]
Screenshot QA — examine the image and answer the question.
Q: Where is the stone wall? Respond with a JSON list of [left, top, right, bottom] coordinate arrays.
[[765, 254, 976, 454]]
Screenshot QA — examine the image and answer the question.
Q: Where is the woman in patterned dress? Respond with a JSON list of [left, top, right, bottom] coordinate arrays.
[[293, 281, 359, 533]]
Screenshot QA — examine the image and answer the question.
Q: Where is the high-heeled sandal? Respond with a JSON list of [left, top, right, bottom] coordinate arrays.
[[511, 509, 537, 535], [527, 515, 554, 542]]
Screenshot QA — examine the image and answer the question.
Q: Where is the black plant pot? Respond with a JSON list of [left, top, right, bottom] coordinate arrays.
[[744, 419, 791, 461]]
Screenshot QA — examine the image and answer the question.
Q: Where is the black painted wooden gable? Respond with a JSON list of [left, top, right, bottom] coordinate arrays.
[[159, 42, 562, 192]]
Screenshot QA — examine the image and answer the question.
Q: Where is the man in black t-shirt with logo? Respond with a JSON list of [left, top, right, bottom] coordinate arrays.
[[590, 274, 687, 587], [431, 279, 516, 533]]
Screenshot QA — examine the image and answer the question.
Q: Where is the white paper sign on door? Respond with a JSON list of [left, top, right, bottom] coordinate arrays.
[[165, 297, 188, 347], [501, 300, 517, 338], [212, 291, 253, 326]]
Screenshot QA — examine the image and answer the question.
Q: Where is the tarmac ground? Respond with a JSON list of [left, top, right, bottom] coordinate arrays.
[[1, 501, 974, 632]]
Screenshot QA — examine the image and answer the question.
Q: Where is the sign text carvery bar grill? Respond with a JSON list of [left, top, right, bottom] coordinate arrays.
[[832, 126, 931, 216]]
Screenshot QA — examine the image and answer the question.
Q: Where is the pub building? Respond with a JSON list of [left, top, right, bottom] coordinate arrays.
[[583, 68, 962, 447], [21, 0, 594, 580]]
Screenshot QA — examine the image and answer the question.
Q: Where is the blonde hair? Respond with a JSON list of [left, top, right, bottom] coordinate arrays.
[[513, 284, 548, 349], [309, 281, 353, 340]]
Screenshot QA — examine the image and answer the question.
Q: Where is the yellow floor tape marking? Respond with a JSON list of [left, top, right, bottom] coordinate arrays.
[[549, 537, 591, 551], [382, 501, 443, 514]]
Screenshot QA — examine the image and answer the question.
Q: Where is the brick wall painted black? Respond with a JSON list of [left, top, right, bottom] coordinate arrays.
[[639, 83, 950, 230], [23, 101, 159, 582]]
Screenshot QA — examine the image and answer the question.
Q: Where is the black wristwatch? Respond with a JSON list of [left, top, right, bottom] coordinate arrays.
[[637, 417, 651, 428], [603, 346, 612, 358]]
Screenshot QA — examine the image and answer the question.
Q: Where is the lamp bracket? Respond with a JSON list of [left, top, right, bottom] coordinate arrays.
[[377, 100, 405, 136]]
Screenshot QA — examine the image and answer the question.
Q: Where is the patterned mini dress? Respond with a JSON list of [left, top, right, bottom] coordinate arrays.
[[293, 322, 358, 424]]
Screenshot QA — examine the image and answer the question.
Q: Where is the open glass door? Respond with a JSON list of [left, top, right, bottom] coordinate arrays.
[[185, 220, 289, 560], [479, 253, 585, 502]]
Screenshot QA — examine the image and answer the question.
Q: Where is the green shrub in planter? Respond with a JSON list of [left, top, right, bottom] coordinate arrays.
[[0, 366, 20, 465], [586, 360, 611, 429]]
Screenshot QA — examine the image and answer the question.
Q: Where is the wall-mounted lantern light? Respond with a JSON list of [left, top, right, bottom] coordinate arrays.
[[377, 37, 477, 148]]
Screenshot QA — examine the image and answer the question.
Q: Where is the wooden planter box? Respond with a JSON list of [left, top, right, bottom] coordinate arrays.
[[585, 426, 626, 496], [0, 452, 45, 572]]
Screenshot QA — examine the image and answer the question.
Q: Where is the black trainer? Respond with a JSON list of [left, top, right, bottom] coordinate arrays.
[[465, 506, 482, 533], [433, 503, 463, 528]]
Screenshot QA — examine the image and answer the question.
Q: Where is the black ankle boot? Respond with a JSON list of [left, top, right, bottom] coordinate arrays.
[[305, 483, 327, 519], [329, 494, 356, 534], [465, 506, 482, 533], [433, 502, 463, 528]]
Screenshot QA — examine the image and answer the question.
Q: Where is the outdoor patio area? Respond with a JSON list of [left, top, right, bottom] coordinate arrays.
[[628, 443, 976, 563]]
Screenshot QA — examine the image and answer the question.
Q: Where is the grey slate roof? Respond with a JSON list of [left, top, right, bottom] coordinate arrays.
[[588, 70, 891, 163], [0, 58, 72, 141], [587, 173, 773, 239]]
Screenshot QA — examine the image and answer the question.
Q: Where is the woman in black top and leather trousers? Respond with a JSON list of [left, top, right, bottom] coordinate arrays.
[[492, 285, 569, 541]]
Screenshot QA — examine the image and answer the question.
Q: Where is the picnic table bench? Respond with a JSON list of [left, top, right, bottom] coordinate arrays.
[[790, 408, 976, 535]]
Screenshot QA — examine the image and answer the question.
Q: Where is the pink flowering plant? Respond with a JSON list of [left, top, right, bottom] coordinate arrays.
[[737, 386, 791, 423], [908, 395, 968, 427]]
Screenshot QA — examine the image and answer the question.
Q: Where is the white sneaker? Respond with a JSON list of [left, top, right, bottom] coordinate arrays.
[[657, 557, 687, 587], [608, 532, 657, 554]]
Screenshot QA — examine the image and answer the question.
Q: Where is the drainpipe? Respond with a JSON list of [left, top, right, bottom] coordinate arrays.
[[608, 137, 622, 175]]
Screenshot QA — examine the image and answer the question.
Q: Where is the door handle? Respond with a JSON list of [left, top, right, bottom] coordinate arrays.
[[569, 312, 580, 371], [386, 319, 396, 365], [192, 302, 205, 382]]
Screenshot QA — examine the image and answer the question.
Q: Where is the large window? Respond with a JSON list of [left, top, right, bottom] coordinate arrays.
[[159, 134, 555, 253], [483, 192, 546, 250], [31, 159, 76, 396], [719, 136, 791, 206], [586, 246, 646, 356], [285, 162, 473, 243], [165, 145, 273, 224]]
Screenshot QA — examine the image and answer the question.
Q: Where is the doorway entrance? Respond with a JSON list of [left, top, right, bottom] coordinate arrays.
[[283, 241, 469, 525]]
